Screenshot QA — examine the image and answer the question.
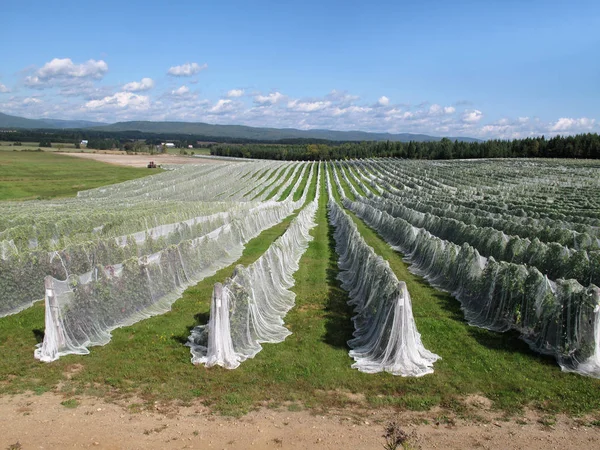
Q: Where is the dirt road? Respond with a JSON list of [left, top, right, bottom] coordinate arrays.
[[57, 152, 233, 168], [1, 392, 598, 449]]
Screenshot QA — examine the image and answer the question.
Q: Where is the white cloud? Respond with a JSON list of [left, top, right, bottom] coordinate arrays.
[[167, 62, 207, 77], [171, 85, 190, 96], [227, 89, 244, 98], [287, 99, 331, 112], [123, 77, 154, 92], [378, 96, 390, 106], [463, 109, 483, 123], [210, 99, 234, 114], [327, 90, 360, 105], [0, 83, 10, 93], [550, 117, 596, 132], [429, 104, 456, 115], [23, 97, 42, 105], [254, 91, 285, 105], [333, 105, 372, 116], [84, 92, 150, 110], [24, 58, 108, 88], [429, 104, 442, 114]]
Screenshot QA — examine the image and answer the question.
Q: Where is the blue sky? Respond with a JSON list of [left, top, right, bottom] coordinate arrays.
[[1, 0, 598, 138]]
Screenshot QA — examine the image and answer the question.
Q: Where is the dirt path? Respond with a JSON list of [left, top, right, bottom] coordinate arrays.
[[56, 152, 232, 168], [1, 392, 598, 449]]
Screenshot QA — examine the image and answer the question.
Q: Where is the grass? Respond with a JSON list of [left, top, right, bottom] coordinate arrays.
[[278, 163, 306, 201], [341, 164, 367, 197], [252, 164, 288, 200], [328, 162, 600, 416], [0, 150, 152, 200], [264, 164, 295, 200], [0, 158, 599, 419], [60, 398, 79, 408]]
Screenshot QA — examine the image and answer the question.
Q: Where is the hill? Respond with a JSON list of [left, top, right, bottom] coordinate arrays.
[[0, 112, 106, 129], [90, 120, 480, 142], [0, 112, 480, 142]]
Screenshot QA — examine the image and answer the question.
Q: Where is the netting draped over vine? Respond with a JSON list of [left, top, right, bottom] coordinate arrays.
[[344, 197, 600, 377], [187, 164, 321, 368], [326, 169, 439, 376], [31, 161, 313, 362], [1, 162, 298, 317]]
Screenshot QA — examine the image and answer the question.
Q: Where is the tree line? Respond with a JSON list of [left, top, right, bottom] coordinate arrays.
[[210, 134, 600, 160], [2, 127, 600, 160]]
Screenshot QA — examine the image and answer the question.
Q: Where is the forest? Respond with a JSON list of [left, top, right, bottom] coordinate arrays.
[[210, 134, 600, 160], [2, 127, 599, 160]]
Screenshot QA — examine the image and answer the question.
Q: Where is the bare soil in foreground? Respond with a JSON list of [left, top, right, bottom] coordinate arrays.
[[1, 392, 599, 449], [56, 152, 230, 168]]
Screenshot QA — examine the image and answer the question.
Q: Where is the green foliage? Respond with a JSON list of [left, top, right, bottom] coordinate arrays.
[[210, 134, 600, 160], [60, 398, 79, 408]]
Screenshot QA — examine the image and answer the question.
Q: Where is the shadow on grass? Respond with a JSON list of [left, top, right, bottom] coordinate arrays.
[[32, 328, 44, 344], [395, 249, 558, 367], [172, 311, 211, 345], [323, 219, 354, 349]]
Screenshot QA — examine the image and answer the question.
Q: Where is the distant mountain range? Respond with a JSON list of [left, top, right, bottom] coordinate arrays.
[[0, 112, 107, 130], [0, 112, 481, 143]]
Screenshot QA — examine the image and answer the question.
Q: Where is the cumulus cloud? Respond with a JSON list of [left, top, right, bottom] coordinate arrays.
[[550, 117, 596, 132], [24, 58, 108, 88], [167, 62, 207, 77], [23, 97, 42, 105], [227, 89, 244, 98], [333, 105, 372, 116], [427, 104, 455, 116], [84, 92, 150, 110], [6, 70, 599, 140], [123, 77, 154, 92], [210, 99, 235, 114], [378, 96, 390, 106], [171, 85, 190, 96], [254, 91, 285, 105], [463, 109, 483, 123], [0, 83, 10, 93], [287, 99, 331, 112], [327, 90, 360, 105]]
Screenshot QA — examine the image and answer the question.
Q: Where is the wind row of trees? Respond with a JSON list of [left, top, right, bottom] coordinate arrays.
[[2, 127, 600, 160], [210, 134, 600, 160]]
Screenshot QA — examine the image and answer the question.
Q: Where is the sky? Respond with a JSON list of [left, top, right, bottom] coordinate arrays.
[[0, 0, 599, 139]]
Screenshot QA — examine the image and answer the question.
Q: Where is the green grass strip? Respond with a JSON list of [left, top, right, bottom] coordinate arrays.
[[264, 164, 295, 201], [278, 164, 306, 202], [292, 163, 315, 202], [341, 163, 367, 197], [349, 164, 379, 196], [328, 168, 600, 416], [251, 165, 288, 200]]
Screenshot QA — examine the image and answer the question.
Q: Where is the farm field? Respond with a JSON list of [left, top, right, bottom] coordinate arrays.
[[0, 148, 151, 200], [0, 155, 600, 448]]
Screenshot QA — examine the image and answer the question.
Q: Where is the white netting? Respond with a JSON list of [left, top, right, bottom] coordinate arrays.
[[32, 161, 313, 362], [187, 164, 321, 368], [326, 168, 439, 376], [345, 197, 600, 378], [1, 162, 299, 317]]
